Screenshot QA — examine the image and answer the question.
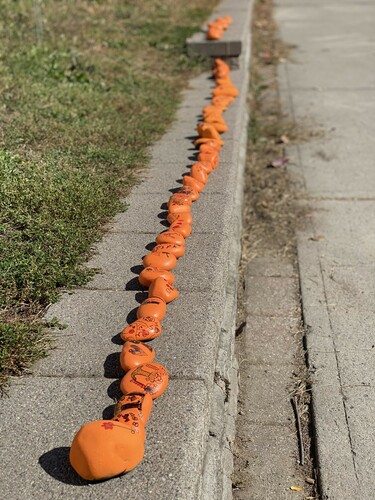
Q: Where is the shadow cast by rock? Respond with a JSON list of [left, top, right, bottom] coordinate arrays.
[[104, 352, 124, 379], [102, 404, 115, 420], [39, 447, 89, 486], [107, 379, 122, 400]]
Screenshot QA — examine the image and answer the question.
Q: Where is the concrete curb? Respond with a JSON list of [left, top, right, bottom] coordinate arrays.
[[0, 2, 253, 498], [187, 0, 252, 58]]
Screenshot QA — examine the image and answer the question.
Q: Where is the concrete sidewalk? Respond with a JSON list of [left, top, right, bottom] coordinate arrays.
[[276, 1, 375, 498], [0, 1, 253, 499]]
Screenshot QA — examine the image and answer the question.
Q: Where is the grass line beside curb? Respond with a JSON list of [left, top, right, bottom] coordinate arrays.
[[0, 0, 217, 390]]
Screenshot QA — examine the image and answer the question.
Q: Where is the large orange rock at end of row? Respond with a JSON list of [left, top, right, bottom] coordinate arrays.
[[70, 418, 146, 481]]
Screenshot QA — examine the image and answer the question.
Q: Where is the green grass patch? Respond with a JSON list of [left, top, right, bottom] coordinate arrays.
[[0, 0, 217, 390]]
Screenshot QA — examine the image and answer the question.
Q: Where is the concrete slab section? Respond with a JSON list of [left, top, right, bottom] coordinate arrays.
[[305, 201, 375, 266], [246, 275, 298, 317], [246, 256, 295, 278], [0, 377, 208, 500], [276, 4, 375, 90], [277, 0, 375, 498], [285, 90, 375, 197], [84, 229, 229, 293], [297, 228, 360, 498], [239, 362, 296, 426], [322, 264, 375, 350], [234, 423, 301, 500], [39, 289, 224, 382], [245, 315, 300, 366], [344, 387, 375, 495]]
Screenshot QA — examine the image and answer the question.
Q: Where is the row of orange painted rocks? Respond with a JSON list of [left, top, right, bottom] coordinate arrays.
[[69, 57, 239, 482], [207, 15, 233, 41]]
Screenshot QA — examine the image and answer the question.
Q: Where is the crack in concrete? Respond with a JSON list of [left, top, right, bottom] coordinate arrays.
[[318, 255, 360, 482]]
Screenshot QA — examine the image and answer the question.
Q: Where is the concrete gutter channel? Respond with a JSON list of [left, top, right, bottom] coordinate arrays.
[[0, 1, 253, 499]]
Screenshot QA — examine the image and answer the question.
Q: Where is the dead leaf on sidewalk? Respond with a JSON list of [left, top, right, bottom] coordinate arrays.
[[278, 134, 289, 144], [267, 157, 289, 168], [309, 235, 325, 241]]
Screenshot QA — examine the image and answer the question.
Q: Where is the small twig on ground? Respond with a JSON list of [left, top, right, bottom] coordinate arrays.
[[292, 395, 305, 465]]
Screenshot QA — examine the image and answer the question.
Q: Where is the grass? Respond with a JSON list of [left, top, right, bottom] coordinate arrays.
[[0, 0, 217, 390]]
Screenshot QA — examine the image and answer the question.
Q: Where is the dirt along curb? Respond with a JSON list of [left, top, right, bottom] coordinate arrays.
[[0, 2, 253, 499]]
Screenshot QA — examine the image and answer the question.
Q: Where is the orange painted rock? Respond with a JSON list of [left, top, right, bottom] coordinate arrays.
[[138, 267, 175, 287], [152, 243, 185, 258], [194, 137, 223, 149], [169, 219, 192, 238], [167, 212, 193, 225], [149, 277, 179, 303], [215, 77, 233, 86], [212, 95, 234, 108], [207, 26, 223, 40], [70, 418, 146, 480], [203, 112, 222, 123], [169, 192, 193, 205], [199, 142, 221, 155], [142, 251, 177, 270], [167, 200, 191, 214], [183, 175, 205, 193], [212, 85, 239, 97], [137, 297, 167, 321], [120, 362, 169, 400], [197, 122, 222, 141], [120, 341, 155, 372], [197, 151, 219, 168], [194, 160, 213, 174], [120, 316, 162, 342], [190, 163, 209, 184], [156, 231, 185, 246], [203, 118, 228, 134], [178, 186, 199, 201], [114, 392, 153, 425], [202, 105, 223, 118]]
